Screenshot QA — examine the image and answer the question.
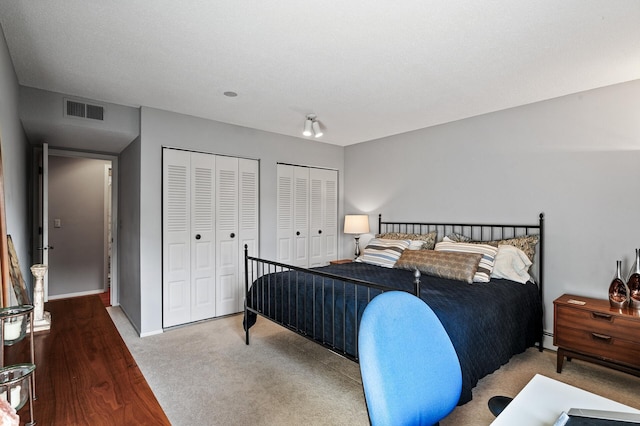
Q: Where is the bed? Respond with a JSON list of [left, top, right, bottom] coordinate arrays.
[[244, 214, 544, 405]]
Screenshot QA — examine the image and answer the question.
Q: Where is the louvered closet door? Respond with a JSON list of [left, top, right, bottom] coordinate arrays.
[[163, 150, 192, 328], [309, 168, 338, 267], [238, 158, 259, 312], [293, 166, 310, 267], [190, 153, 217, 322], [215, 156, 240, 316], [276, 165, 294, 263], [323, 169, 338, 262]]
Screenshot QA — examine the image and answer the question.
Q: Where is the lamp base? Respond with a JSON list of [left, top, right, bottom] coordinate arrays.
[[354, 236, 361, 259]]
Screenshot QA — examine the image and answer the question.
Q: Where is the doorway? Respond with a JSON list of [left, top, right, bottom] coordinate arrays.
[[35, 148, 118, 304]]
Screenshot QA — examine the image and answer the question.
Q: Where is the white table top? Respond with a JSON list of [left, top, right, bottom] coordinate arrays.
[[490, 374, 640, 426]]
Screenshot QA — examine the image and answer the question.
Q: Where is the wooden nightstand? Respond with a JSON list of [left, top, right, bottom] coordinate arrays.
[[330, 259, 353, 265], [553, 293, 640, 377]]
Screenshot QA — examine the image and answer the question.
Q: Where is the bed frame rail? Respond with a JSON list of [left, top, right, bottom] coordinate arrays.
[[244, 251, 422, 361]]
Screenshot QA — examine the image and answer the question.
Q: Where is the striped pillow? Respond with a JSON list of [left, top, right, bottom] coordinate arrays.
[[434, 240, 498, 283], [359, 238, 410, 268]]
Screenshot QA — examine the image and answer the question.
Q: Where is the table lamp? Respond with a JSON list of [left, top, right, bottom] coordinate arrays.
[[344, 215, 370, 259]]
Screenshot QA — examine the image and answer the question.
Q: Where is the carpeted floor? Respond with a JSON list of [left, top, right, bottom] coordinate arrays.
[[108, 308, 640, 426]]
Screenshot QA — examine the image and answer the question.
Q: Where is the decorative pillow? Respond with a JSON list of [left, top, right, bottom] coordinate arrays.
[[446, 233, 472, 243], [395, 250, 482, 284], [435, 240, 498, 283], [408, 240, 426, 250], [447, 234, 539, 262], [491, 245, 533, 284], [376, 231, 437, 250], [359, 238, 410, 268], [491, 235, 538, 262]]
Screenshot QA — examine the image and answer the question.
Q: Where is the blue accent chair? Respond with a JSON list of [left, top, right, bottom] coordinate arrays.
[[358, 291, 462, 426]]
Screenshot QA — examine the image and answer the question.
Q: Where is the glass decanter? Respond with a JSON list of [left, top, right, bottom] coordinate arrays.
[[609, 260, 629, 309], [627, 249, 640, 310]]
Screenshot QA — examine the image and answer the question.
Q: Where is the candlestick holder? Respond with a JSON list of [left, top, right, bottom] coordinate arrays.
[[30, 264, 51, 332]]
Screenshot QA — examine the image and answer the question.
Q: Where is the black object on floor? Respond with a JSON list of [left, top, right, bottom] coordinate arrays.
[[488, 395, 513, 417]]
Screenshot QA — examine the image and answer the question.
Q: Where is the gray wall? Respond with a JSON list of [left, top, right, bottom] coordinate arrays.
[[344, 79, 640, 345], [135, 107, 344, 335], [0, 25, 30, 299], [118, 136, 141, 330], [19, 86, 139, 154], [48, 155, 109, 297]]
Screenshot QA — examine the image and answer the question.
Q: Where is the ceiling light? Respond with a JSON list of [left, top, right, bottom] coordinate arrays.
[[312, 121, 323, 138], [303, 117, 313, 136], [303, 114, 323, 138]]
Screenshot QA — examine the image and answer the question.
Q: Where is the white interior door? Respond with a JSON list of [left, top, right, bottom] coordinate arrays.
[[162, 149, 191, 327], [308, 168, 338, 267], [190, 153, 217, 321], [276, 164, 294, 263], [293, 166, 309, 267], [238, 158, 259, 311], [42, 143, 49, 301], [322, 169, 338, 264], [215, 156, 239, 316], [308, 170, 323, 267]]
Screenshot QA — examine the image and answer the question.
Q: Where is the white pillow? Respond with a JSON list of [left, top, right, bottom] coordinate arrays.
[[407, 240, 426, 250], [358, 238, 410, 268], [491, 245, 533, 284], [435, 240, 498, 283]]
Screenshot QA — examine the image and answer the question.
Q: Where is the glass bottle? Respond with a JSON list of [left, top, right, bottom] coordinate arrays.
[[609, 260, 629, 309], [627, 249, 640, 310]]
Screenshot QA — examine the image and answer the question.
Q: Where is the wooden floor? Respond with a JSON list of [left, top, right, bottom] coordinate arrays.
[[4, 295, 170, 425]]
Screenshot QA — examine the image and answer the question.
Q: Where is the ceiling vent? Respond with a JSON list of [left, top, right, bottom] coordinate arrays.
[[64, 98, 105, 121]]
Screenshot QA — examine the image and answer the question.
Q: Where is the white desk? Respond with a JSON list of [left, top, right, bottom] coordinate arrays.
[[491, 374, 640, 426]]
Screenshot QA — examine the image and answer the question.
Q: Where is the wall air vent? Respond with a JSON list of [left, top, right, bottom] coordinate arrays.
[[64, 98, 105, 121]]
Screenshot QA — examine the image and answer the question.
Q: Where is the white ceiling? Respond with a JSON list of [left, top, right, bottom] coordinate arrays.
[[1, 1, 639, 147]]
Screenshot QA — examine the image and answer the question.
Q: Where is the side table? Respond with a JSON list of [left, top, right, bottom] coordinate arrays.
[[330, 259, 353, 265], [554, 293, 640, 377]]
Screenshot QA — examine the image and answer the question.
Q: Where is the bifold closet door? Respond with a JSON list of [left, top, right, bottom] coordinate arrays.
[[308, 168, 338, 267], [276, 164, 309, 267], [162, 149, 216, 328], [277, 164, 337, 268], [237, 158, 259, 312], [215, 156, 259, 315], [164, 149, 258, 326]]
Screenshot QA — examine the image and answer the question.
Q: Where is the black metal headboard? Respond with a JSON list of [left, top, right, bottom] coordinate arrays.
[[378, 213, 545, 302]]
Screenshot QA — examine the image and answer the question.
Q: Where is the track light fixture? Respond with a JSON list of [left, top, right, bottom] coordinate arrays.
[[303, 114, 323, 138], [312, 121, 323, 138], [303, 116, 313, 136]]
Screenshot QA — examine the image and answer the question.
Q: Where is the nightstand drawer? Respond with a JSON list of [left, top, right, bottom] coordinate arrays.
[[555, 325, 640, 368], [555, 305, 640, 342]]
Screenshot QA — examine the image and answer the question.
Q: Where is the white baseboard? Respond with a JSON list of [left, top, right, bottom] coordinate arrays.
[[48, 289, 104, 300]]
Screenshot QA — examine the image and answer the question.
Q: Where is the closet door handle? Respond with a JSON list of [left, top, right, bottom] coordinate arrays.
[[318, 230, 322, 234], [230, 233, 235, 238], [195, 234, 201, 240], [296, 231, 300, 236]]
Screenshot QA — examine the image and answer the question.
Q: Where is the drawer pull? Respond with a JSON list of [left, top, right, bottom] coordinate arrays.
[[591, 332, 612, 342], [591, 312, 613, 321]]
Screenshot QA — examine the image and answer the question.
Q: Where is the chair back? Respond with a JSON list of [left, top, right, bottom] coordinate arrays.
[[358, 291, 462, 426]]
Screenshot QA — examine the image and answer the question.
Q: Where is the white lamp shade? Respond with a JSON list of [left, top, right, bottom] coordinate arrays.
[[344, 215, 370, 234], [312, 121, 323, 137], [303, 118, 313, 136]]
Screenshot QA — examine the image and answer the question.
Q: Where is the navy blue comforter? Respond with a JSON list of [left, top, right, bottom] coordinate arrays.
[[245, 262, 542, 405]]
